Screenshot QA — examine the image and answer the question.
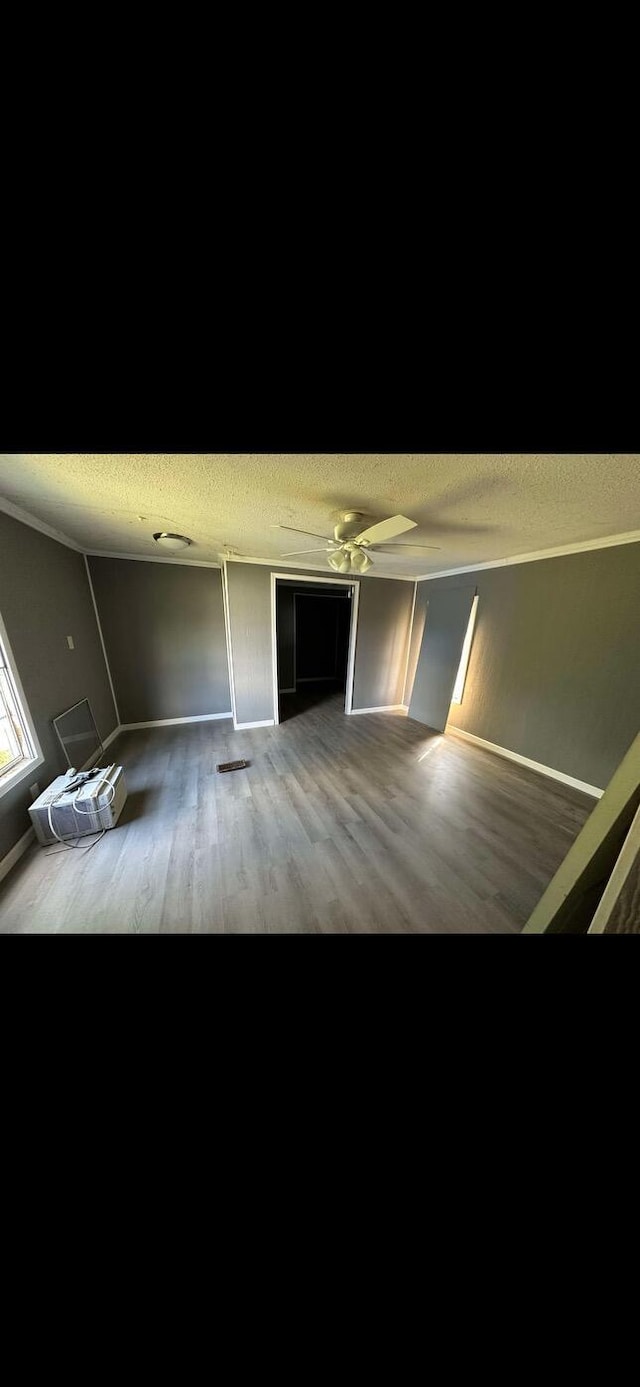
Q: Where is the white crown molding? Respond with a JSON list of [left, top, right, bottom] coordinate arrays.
[[0, 497, 224, 567], [416, 529, 640, 582], [0, 494, 82, 552], [0, 501, 409, 578], [446, 726, 603, 799], [86, 550, 222, 569], [225, 554, 416, 581], [4, 494, 639, 583]]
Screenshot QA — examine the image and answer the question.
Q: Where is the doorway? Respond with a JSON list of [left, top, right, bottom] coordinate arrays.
[[271, 575, 359, 724]]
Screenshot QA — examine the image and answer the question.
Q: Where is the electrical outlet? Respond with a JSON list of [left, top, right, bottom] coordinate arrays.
[[67, 635, 75, 649], [29, 783, 40, 800]]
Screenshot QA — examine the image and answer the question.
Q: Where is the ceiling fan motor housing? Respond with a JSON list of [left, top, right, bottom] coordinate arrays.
[[334, 511, 365, 543]]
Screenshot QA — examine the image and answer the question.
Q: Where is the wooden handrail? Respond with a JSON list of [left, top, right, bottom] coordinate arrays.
[[588, 804, 640, 933], [523, 732, 640, 933]]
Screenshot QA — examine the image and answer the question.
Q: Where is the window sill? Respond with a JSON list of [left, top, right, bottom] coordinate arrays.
[[0, 753, 45, 802]]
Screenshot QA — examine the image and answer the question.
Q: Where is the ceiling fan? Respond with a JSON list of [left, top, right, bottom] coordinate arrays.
[[275, 511, 441, 575]]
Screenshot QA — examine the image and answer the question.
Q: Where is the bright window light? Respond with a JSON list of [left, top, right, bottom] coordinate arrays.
[[0, 615, 43, 797], [451, 595, 478, 706]]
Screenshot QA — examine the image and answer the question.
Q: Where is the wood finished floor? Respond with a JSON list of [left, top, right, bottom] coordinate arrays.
[[0, 694, 594, 934]]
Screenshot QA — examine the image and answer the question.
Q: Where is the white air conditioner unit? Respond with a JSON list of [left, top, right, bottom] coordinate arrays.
[[29, 765, 127, 846]]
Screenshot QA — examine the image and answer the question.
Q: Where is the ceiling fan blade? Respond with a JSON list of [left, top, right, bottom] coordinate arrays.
[[354, 515, 418, 545], [280, 548, 331, 556], [371, 543, 442, 554], [275, 525, 332, 541]]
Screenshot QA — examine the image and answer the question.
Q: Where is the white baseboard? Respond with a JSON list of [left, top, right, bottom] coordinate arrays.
[[234, 719, 275, 731], [121, 713, 233, 731], [2, 738, 124, 883], [0, 714, 234, 889], [447, 725, 604, 799], [102, 725, 122, 750], [0, 826, 35, 886], [350, 705, 408, 716], [78, 726, 122, 771]]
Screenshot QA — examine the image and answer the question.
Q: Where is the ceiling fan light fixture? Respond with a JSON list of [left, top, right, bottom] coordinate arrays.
[[350, 548, 372, 574], [153, 532, 192, 551], [328, 545, 372, 575], [280, 510, 423, 575], [328, 550, 352, 574]]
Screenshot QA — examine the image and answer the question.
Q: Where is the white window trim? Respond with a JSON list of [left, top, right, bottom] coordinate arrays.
[[0, 610, 45, 801]]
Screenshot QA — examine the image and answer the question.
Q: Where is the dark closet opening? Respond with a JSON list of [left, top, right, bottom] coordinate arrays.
[[276, 580, 353, 722]]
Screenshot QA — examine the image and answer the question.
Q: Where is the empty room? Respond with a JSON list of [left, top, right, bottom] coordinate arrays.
[[1, 452, 639, 934]]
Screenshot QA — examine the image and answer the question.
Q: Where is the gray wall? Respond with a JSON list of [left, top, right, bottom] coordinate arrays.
[[88, 558, 231, 724], [226, 563, 276, 724], [423, 542, 640, 789], [0, 513, 117, 861], [352, 577, 415, 709], [405, 583, 426, 707], [225, 563, 415, 724], [409, 585, 476, 732]]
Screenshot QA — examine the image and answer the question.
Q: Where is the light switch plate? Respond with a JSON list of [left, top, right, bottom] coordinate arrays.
[[67, 635, 75, 649]]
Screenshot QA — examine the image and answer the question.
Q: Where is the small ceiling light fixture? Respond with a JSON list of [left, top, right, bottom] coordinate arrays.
[[328, 551, 353, 574], [153, 532, 192, 551], [349, 547, 372, 574], [328, 544, 373, 575]]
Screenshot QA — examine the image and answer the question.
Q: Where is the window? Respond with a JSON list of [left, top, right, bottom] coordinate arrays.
[[451, 594, 478, 706], [0, 616, 43, 796]]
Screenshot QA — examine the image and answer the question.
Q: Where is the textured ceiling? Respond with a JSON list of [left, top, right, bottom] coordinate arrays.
[[1, 453, 639, 578]]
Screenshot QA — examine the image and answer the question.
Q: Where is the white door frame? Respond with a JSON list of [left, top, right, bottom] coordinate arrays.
[[271, 573, 360, 726]]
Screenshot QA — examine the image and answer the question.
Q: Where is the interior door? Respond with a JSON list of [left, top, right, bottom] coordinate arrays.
[[409, 586, 476, 732]]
